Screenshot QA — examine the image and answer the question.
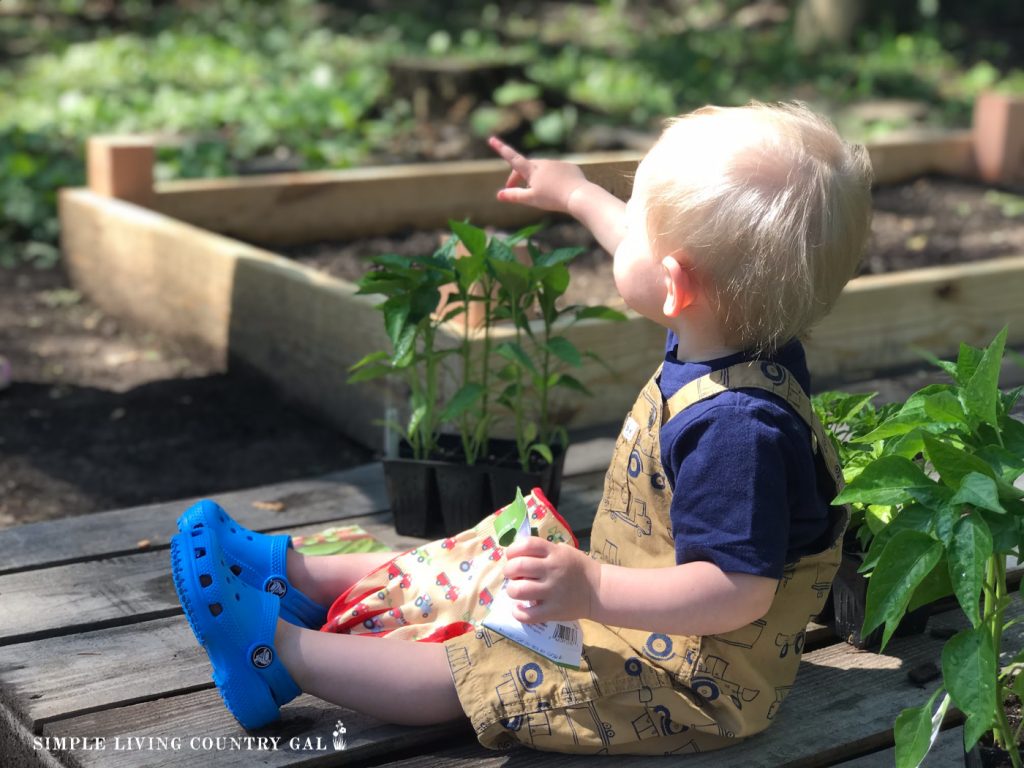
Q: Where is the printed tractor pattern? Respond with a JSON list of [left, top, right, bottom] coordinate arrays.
[[774, 629, 806, 659], [443, 364, 845, 754], [321, 488, 577, 642], [690, 655, 760, 710], [712, 619, 766, 650]]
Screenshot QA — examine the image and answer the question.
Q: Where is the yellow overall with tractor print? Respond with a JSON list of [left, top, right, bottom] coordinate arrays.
[[444, 361, 849, 755]]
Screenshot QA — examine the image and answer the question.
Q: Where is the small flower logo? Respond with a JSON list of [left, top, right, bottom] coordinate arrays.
[[332, 721, 347, 751]]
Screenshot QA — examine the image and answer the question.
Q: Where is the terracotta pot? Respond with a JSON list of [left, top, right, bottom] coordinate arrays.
[[973, 90, 1024, 185]]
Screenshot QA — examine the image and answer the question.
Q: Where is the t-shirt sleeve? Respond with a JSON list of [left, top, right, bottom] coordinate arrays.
[[662, 401, 794, 579]]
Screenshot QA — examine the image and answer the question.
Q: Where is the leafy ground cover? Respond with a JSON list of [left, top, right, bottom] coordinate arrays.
[[2, 0, 1023, 268]]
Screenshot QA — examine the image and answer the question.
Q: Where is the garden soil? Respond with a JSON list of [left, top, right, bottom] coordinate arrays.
[[287, 177, 1024, 313], [3, 176, 1022, 529], [0, 264, 372, 529]]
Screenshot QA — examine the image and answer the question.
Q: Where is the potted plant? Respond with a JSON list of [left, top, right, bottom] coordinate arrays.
[[812, 391, 932, 648], [827, 328, 1024, 767], [349, 221, 624, 536]]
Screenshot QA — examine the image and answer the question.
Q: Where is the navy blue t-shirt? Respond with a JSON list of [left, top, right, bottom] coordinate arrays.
[[658, 332, 834, 579]]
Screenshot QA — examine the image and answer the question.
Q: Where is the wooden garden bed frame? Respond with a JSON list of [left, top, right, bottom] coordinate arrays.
[[59, 94, 1024, 450]]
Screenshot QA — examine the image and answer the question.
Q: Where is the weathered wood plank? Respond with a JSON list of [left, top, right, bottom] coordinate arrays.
[[805, 254, 1024, 384], [45, 689, 473, 768], [0, 463, 389, 576], [150, 154, 640, 246], [834, 724, 965, 766], [0, 617, 209, 732], [360, 607, 1019, 768], [0, 437, 611, 577], [147, 133, 975, 247], [0, 472, 607, 648], [867, 131, 975, 185], [0, 551, 177, 647]]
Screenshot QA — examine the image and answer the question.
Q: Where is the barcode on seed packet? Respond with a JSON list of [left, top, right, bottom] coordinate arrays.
[[554, 624, 578, 645]]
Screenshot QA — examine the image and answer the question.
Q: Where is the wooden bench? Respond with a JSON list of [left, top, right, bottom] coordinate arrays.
[[0, 431, 1000, 767]]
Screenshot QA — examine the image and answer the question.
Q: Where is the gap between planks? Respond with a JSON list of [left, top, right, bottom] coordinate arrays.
[[38, 604, 1007, 768], [0, 436, 616, 576]]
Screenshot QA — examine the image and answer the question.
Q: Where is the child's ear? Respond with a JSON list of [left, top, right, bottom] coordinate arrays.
[[661, 252, 697, 317]]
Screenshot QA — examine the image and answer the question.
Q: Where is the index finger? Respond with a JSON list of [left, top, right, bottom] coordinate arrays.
[[488, 136, 531, 174]]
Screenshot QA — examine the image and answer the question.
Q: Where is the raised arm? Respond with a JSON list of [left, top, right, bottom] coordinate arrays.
[[504, 537, 778, 637], [488, 136, 627, 257]]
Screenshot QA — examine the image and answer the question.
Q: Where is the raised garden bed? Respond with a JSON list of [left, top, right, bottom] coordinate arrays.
[[59, 94, 1024, 450]]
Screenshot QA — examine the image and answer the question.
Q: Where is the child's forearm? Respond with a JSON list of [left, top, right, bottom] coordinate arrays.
[[567, 181, 627, 257], [588, 560, 778, 637]]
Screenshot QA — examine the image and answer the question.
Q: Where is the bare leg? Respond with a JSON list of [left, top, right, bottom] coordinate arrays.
[[285, 550, 397, 606], [274, 620, 465, 726]]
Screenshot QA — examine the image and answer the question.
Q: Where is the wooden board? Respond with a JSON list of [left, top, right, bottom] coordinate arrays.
[[364, 607, 1012, 768], [149, 154, 640, 246], [45, 690, 473, 768], [867, 131, 975, 185], [834, 725, 965, 766], [60, 134, 1016, 451], [0, 463, 389, 575], [806, 254, 1024, 385], [147, 133, 976, 247], [0, 437, 612, 577]]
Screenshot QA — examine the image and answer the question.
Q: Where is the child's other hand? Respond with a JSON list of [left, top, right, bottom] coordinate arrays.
[[488, 136, 588, 214], [504, 537, 600, 623]]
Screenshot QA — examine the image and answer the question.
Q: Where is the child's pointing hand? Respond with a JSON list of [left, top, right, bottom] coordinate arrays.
[[504, 537, 601, 624], [488, 136, 589, 215]]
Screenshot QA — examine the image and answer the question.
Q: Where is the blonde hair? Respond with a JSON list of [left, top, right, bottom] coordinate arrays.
[[642, 102, 873, 353]]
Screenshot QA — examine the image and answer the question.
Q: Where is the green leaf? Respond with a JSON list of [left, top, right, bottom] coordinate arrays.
[[348, 350, 390, 372], [555, 373, 592, 396], [894, 689, 950, 768], [490, 257, 532, 296], [576, 305, 628, 322], [863, 530, 942, 650], [950, 472, 1006, 515], [530, 442, 554, 465], [956, 342, 986, 385], [495, 341, 538, 375], [923, 390, 968, 425], [833, 456, 936, 506], [1000, 417, 1024, 460], [539, 263, 571, 297], [918, 345, 961, 381], [392, 325, 418, 368], [923, 433, 996, 488], [439, 384, 484, 423], [857, 387, 954, 442], [407, 404, 428, 441], [962, 327, 1007, 430], [384, 305, 410, 347], [453, 250, 486, 290], [547, 337, 582, 367], [449, 220, 487, 258], [862, 503, 933, 572], [947, 514, 993, 627], [907, 558, 954, 612], [346, 363, 394, 384], [534, 246, 583, 268], [942, 627, 997, 750]]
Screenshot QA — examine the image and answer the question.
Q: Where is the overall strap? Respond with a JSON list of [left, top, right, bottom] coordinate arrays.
[[663, 361, 845, 493]]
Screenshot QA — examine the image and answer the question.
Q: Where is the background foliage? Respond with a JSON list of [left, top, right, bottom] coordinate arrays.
[[1, 0, 1023, 267]]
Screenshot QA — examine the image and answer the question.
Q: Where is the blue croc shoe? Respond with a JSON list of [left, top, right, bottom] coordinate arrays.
[[177, 499, 327, 630], [170, 527, 301, 730]]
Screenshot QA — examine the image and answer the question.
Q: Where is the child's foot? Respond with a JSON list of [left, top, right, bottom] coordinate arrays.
[[170, 526, 301, 730], [177, 500, 327, 630]]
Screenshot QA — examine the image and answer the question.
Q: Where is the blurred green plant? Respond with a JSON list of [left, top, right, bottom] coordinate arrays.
[[2, 0, 1023, 267]]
